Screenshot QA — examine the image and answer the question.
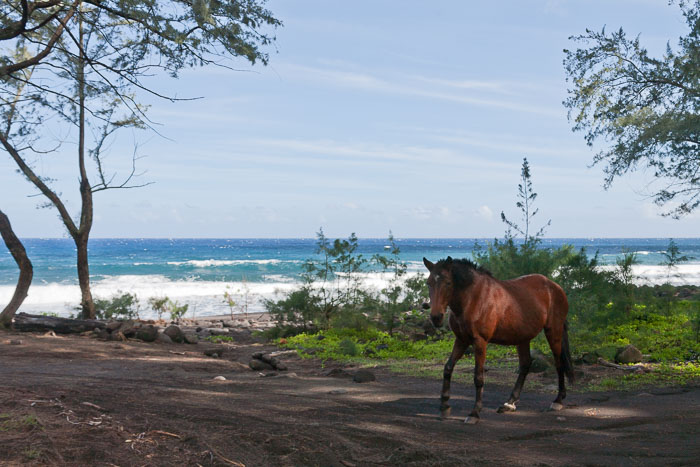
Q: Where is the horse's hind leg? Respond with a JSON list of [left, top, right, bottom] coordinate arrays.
[[498, 342, 531, 413], [545, 328, 566, 411], [440, 339, 467, 419]]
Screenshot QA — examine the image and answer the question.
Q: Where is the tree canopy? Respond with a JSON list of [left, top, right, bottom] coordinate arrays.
[[563, 0, 700, 218]]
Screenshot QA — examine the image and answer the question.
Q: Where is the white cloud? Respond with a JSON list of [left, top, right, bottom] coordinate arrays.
[[279, 63, 562, 117], [476, 205, 494, 221]]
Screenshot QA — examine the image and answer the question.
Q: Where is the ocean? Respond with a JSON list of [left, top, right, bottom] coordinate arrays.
[[2, 238, 699, 318]]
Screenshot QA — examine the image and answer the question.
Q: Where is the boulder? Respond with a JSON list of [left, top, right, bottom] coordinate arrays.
[[579, 352, 598, 365], [249, 359, 274, 371], [156, 332, 173, 344], [615, 344, 643, 364], [529, 349, 553, 373], [105, 321, 122, 332], [136, 325, 158, 342], [376, 344, 389, 351], [117, 320, 138, 338], [353, 369, 376, 383], [183, 332, 199, 344], [204, 348, 224, 358], [206, 328, 230, 336], [164, 325, 185, 343]]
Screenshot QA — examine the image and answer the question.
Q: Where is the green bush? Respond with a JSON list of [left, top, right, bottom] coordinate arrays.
[[94, 291, 140, 320]]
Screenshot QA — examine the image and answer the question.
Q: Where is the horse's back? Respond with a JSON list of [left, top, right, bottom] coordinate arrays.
[[503, 273, 568, 326]]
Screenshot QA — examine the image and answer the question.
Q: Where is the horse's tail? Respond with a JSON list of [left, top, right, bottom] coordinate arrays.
[[562, 321, 574, 385]]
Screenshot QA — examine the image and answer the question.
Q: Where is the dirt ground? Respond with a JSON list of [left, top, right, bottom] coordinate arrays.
[[1, 330, 699, 467]]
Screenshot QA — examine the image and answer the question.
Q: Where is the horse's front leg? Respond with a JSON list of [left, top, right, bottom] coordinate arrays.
[[440, 339, 467, 419], [465, 338, 487, 424]]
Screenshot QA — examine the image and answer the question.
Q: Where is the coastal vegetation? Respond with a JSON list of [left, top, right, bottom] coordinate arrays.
[[264, 159, 700, 388]]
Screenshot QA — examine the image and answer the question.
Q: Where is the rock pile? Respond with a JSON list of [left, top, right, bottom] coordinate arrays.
[[249, 352, 288, 371]]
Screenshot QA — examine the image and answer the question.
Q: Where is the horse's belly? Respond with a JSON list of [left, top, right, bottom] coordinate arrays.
[[490, 318, 543, 345]]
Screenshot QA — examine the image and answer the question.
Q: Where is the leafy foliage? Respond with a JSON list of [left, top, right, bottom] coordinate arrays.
[[564, 1, 700, 217], [94, 291, 140, 320]]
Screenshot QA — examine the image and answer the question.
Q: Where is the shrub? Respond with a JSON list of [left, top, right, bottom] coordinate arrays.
[[94, 291, 140, 320]]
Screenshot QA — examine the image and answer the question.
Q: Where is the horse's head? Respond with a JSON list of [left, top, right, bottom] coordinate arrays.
[[423, 256, 455, 328]]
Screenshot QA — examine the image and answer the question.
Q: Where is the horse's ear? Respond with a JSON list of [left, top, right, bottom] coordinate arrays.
[[423, 257, 434, 271]]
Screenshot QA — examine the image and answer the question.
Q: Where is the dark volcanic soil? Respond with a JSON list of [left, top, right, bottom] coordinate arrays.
[[1, 331, 698, 466]]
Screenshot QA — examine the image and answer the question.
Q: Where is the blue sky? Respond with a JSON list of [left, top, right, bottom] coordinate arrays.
[[2, 0, 699, 238]]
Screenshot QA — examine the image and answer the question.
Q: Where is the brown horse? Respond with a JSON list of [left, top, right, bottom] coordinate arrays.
[[423, 256, 573, 424]]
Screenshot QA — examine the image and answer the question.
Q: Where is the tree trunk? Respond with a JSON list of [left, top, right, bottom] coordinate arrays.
[[0, 209, 33, 328], [13, 312, 105, 334], [75, 232, 96, 319]]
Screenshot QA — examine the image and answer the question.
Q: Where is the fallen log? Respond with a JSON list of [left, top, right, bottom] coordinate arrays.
[[597, 357, 649, 373], [13, 312, 105, 334]]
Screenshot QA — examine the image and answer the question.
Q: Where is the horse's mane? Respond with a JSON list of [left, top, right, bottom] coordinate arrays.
[[435, 257, 492, 288]]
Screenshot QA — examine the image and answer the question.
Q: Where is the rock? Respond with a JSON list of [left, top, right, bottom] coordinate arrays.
[[275, 362, 288, 371], [136, 325, 158, 342], [213, 376, 227, 381], [410, 333, 427, 342], [9, 339, 23, 345], [317, 335, 326, 340], [376, 344, 389, 351], [94, 329, 110, 340], [328, 389, 348, 395], [204, 348, 224, 358], [183, 332, 198, 344], [111, 331, 127, 342], [117, 320, 138, 337], [249, 359, 274, 371], [164, 325, 185, 343], [106, 321, 122, 332], [156, 332, 173, 344], [353, 369, 376, 383], [206, 328, 230, 336], [529, 349, 554, 373], [579, 352, 598, 365], [615, 344, 643, 364]]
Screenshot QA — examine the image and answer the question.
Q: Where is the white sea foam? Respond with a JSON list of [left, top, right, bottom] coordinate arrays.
[[3, 265, 699, 319], [166, 259, 291, 267]]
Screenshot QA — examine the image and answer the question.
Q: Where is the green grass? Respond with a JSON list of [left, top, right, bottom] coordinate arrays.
[[584, 362, 700, 391], [0, 414, 41, 432]]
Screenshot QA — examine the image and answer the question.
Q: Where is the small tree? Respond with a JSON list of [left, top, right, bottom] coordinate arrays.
[[661, 238, 692, 283], [500, 157, 551, 241], [373, 232, 407, 335], [148, 297, 169, 322], [475, 157, 570, 279], [615, 248, 639, 313], [94, 291, 140, 320], [0, 209, 32, 328]]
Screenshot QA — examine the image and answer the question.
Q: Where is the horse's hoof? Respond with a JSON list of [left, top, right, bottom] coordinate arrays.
[[464, 416, 479, 425], [549, 402, 564, 411], [439, 407, 451, 419], [497, 402, 517, 413]]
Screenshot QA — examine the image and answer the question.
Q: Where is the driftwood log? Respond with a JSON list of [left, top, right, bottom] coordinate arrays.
[[13, 312, 105, 334], [597, 357, 650, 373]]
